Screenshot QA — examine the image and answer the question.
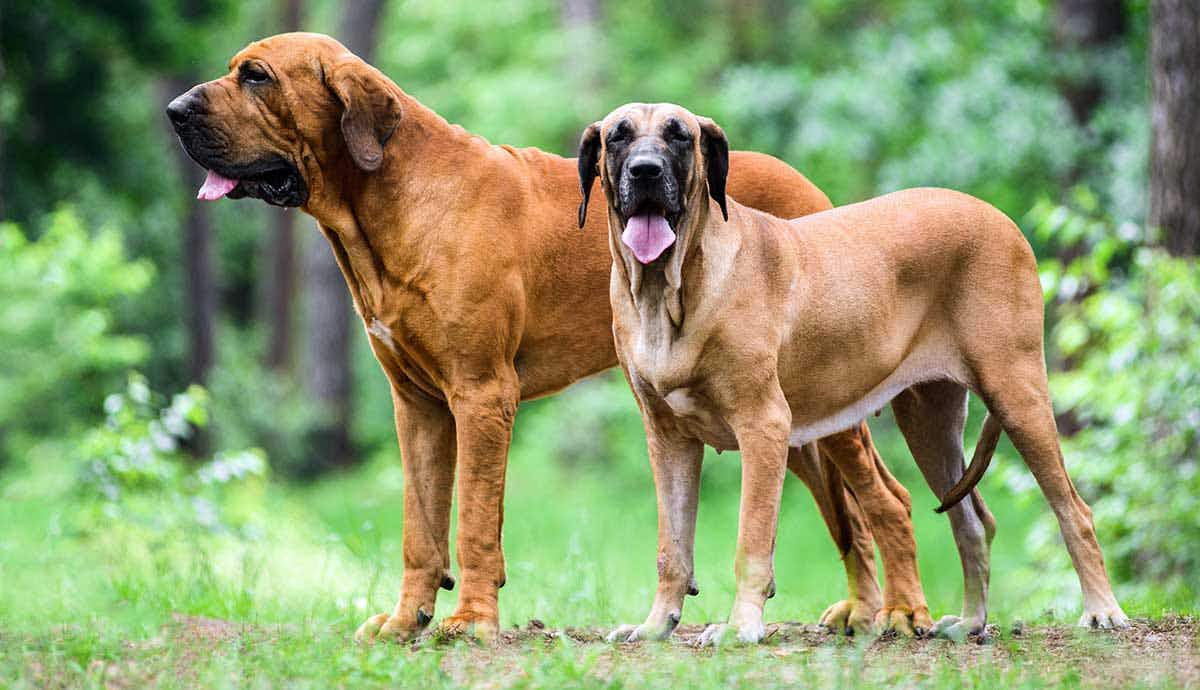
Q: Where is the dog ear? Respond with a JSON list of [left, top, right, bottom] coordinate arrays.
[[697, 117, 729, 221], [326, 59, 402, 172], [577, 122, 602, 228]]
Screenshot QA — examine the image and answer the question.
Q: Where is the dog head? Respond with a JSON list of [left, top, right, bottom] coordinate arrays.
[[165, 32, 401, 208], [577, 103, 728, 266]]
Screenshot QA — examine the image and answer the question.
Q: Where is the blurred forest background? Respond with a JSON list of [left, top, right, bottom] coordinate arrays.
[[0, 0, 1197, 646]]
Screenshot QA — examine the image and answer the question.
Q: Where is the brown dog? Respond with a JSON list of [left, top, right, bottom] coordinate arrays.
[[166, 32, 932, 641], [579, 102, 1130, 644]]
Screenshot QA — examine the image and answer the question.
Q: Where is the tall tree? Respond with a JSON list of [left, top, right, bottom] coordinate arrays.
[[264, 0, 304, 371], [300, 0, 385, 472], [163, 75, 218, 391], [1149, 0, 1200, 257]]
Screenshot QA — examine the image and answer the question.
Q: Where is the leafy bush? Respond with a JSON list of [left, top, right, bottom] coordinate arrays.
[[78, 373, 267, 535], [0, 209, 152, 465], [1017, 197, 1199, 597]]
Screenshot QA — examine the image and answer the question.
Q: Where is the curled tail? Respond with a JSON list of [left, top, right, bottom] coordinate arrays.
[[934, 412, 1003, 513]]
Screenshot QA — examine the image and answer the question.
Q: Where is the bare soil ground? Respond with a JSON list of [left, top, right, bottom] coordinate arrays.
[[17, 615, 1199, 688]]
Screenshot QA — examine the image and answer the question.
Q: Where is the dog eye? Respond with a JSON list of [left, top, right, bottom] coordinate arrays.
[[667, 128, 691, 143], [240, 65, 271, 85]]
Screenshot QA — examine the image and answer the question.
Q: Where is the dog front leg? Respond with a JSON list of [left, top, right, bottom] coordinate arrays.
[[438, 372, 520, 642], [697, 402, 790, 647], [608, 422, 704, 643], [355, 386, 457, 644]]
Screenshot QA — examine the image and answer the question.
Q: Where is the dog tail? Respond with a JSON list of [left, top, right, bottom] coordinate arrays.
[[934, 412, 1003, 514]]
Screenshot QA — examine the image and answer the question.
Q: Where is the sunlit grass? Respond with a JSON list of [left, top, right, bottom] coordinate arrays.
[[0, 398, 1192, 687]]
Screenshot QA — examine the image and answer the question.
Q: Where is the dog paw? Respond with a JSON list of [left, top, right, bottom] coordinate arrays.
[[354, 613, 391, 644], [1078, 606, 1130, 630], [354, 608, 434, 644], [818, 599, 877, 636], [438, 611, 499, 643], [931, 614, 986, 642], [874, 605, 933, 637], [606, 612, 680, 643], [694, 621, 765, 647]]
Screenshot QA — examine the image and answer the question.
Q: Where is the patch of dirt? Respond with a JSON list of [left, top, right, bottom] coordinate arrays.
[[12, 615, 1198, 688], [462, 616, 1200, 687]]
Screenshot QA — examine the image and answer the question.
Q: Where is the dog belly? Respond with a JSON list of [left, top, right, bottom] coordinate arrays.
[[787, 345, 967, 446]]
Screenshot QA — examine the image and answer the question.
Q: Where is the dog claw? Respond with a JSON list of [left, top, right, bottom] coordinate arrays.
[[695, 621, 765, 647], [606, 612, 680, 643], [438, 613, 500, 643], [416, 608, 432, 628], [440, 574, 456, 591], [353, 613, 391, 644], [874, 606, 934, 638], [818, 599, 876, 636], [932, 614, 984, 642], [687, 578, 700, 597], [1078, 608, 1130, 630]]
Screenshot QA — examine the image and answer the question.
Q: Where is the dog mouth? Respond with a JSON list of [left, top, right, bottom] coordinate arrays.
[[619, 202, 682, 265], [196, 159, 307, 208]]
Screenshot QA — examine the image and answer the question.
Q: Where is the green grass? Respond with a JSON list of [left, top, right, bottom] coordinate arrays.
[[0, 399, 1194, 688]]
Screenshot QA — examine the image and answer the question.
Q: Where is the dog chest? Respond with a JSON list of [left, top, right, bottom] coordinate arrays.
[[657, 386, 739, 451]]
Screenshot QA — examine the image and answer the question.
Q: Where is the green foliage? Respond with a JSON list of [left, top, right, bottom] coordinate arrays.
[[77, 373, 267, 535], [0, 210, 152, 464], [1021, 198, 1199, 596], [205, 328, 324, 478]]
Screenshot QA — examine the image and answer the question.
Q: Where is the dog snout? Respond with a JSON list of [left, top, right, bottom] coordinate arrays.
[[628, 155, 664, 181], [166, 86, 206, 129]]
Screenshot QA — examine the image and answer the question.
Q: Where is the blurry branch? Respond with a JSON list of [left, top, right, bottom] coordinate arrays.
[[1149, 0, 1200, 257]]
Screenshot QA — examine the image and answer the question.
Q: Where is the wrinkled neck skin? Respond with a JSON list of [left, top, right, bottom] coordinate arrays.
[[607, 194, 731, 340], [297, 86, 481, 321]]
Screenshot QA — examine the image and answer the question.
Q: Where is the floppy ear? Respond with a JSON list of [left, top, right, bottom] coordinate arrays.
[[577, 122, 602, 228], [326, 58, 402, 172], [697, 117, 729, 221]]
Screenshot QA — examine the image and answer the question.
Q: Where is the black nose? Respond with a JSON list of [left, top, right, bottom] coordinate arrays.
[[629, 156, 663, 180], [166, 94, 194, 127]]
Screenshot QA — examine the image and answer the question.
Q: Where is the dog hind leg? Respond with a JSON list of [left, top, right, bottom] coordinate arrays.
[[817, 425, 932, 636], [787, 438, 883, 635], [892, 381, 994, 639], [977, 364, 1128, 629]]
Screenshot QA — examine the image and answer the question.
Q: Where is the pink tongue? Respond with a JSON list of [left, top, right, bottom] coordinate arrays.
[[197, 170, 239, 201], [621, 214, 675, 264]]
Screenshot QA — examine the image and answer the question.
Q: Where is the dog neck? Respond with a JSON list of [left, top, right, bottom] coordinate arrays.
[[299, 86, 497, 321], [609, 197, 729, 333]]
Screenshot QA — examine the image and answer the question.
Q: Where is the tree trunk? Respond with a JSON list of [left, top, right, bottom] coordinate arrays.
[[338, 0, 385, 54], [1055, 0, 1128, 124], [301, 228, 354, 474], [264, 0, 304, 371], [163, 76, 218, 457], [299, 0, 385, 473], [164, 77, 217, 388], [1150, 0, 1200, 257]]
